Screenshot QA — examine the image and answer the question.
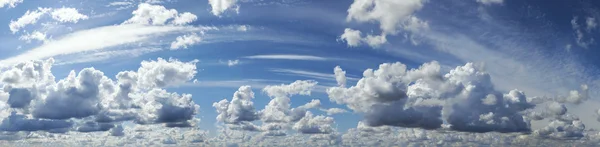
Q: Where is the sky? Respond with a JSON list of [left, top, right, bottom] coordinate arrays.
[[1, 0, 600, 146]]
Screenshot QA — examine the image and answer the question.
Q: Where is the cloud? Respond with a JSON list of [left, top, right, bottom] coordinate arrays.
[[476, 0, 504, 5], [293, 111, 335, 134], [0, 24, 208, 67], [327, 61, 535, 132], [333, 66, 346, 87], [135, 57, 199, 89], [320, 108, 348, 115], [571, 16, 597, 49], [208, 0, 239, 17], [243, 54, 329, 61], [340, 28, 362, 47], [0, 57, 200, 133], [9, 7, 88, 33], [342, 0, 429, 47], [0, 0, 22, 8], [227, 59, 240, 67], [19, 31, 47, 43], [124, 3, 198, 26], [50, 7, 89, 23], [9, 8, 52, 33], [170, 33, 202, 50], [213, 85, 259, 125], [346, 0, 426, 35]]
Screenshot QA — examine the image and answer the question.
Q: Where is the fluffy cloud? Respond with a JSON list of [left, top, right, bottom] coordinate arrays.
[[208, 0, 239, 17], [170, 33, 202, 50], [50, 7, 89, 23], [0, 57, 200, 134], [327, 61, 534, 132], [135, 58, 198, 89], [347, 0, 426, 35], [0, 0, 23, 8], [339, 28, 362, 47], [213, 85, 259, 125], [342, 0, 429, 48], [124, 3, 197, 25], [293, 111, 335, 134]]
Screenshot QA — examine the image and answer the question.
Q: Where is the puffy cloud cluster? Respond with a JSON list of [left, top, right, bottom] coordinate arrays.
[[327, 61, 535, 133], [341, 0, 429, 47], [0, 57, 200, 134], [123, 3, 198, 26], [213, 80, 337, 138]]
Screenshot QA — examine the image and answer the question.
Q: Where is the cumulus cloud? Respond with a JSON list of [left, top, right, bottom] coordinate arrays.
[[170, 33, 202, 50], [342, 0, 429, 48], [0, 0, 23, 8], [124, 3, 198, 25], [293, 111, 335, 134], [340, 28, 362, 47], [135, 57, 198, 89], [0, 57, 200, 133], [208, 0, 239, 17], [327, 61, 534, 132], [213, 85, 259, 125], [50, 7, 89, 23]]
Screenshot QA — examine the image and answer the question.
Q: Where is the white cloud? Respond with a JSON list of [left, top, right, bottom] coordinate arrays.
[[333, 66, 347, 87], [340, 28, 362, 47], [208, 0, 239, 17], [50, 7, 89, 23], [476, 0, 504, 5], [213, 85, 259, 125], [243, 54, 328, 61], [53, 47, 163, 65], [136, 58, 198, 89], [227, 59, 240, 67], [0, 24, 208, 67], [19, 31, 47, 43], [124, 3, 197, 26], [9, 7, 89, 33], [321, 108, 348, 115], [347, 0, 426, 35], [0, 0, 22, 8], [327, 61, 535, 132], [0, 57, 200, 133], [9, 8, 52, 33], [170, 33, 202, 50], [339, 28, 389, 48]]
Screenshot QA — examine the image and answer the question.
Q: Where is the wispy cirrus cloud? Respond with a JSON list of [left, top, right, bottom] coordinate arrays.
[[243, 54, 329, 61], [0, 24, 213, 67], [270, 68, 360, 82]]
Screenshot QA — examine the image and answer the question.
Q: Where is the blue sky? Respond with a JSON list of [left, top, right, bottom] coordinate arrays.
[[1, 0, 600, 146]]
